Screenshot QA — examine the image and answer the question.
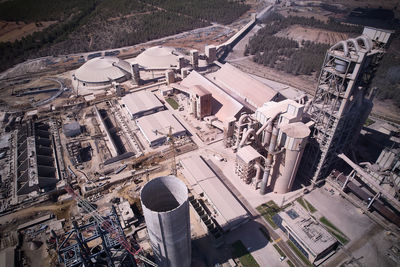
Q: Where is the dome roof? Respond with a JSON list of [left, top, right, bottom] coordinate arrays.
[[128, 46, 185, 70], [75, 56, 129, 83]]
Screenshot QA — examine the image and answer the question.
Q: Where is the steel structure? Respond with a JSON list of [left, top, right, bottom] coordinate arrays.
[[55, 185, 157, 267], [301, 27, 393, 184]]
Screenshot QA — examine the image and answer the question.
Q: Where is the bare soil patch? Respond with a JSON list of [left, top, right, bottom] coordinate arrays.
[[275, 25, 349, 45], [0, 20, 57, 42]]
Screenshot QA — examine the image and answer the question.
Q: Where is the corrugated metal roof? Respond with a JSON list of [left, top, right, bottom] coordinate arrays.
[[121, 91, 163, 117], [207, 63, 277, 109], [180, 71, 243, 122], [237, 145, 261, 164], [136, 110, 186, 144]]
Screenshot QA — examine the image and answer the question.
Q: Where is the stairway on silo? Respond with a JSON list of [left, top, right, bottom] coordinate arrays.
[[188, 195, 224, 247]]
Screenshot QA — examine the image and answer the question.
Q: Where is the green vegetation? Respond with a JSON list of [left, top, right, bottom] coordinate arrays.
[[372, 53, 400, 107], [0, 0, 248, 73], [287, 260, 295, 267], [319, 216, 349, 244], [273, 244, 285, 257], [287, 241, 312, 266], [364, 118, 376, 127], [232, 240, 260, 267], [246, 12, 360, 76], [256, 200, 282, 229], [296, 197, 317, 213], [259, 227, 272, 242], [166, 98, 179, 109], [142, 0, 250, 24], [248, 11, 400, 108], [0, 0, 94, 22]]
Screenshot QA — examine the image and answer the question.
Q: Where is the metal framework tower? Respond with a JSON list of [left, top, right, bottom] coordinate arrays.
[[53, 206, 138, 267], [302, 27, 393, 184]]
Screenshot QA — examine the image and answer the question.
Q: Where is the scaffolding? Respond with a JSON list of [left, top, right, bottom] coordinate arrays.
[[53, 206, 138, 267], [301, 27, 393, 184]]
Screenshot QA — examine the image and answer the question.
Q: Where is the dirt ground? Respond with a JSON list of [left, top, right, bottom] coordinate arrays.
[[0, 20, 57, 42], [275, 25, 349, 45]]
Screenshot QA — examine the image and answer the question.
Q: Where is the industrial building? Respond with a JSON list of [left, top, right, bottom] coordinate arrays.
[[73, 56, 132, 87], [206, 63, 280, 110], [54, 206, 139, 267], [235, 145, 262, 184], [172, 70, 245, 124], [136, 110, 186, 147], [127, 46, 186, 71], [225, 99, 311, 194], [273, 204, 338, 265], [189, 85, 212, 120], [120, 91, 164, 119], [300, 27, 393, 184], [141, 176, 191, 267], [13, 121, 60, 196], [180, 155, 249, 232]]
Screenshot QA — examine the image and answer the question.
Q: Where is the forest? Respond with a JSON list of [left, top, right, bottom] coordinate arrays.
[[247, 12, 400, 107], [141, 0, 250, 25], [0, 0, 249, 73]]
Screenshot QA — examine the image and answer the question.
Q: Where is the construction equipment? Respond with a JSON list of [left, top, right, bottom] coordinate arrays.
[[64, 185, 157, 266]]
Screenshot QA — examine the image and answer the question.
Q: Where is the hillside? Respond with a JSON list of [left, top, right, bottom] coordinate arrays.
[[0, 0, 250, 73]]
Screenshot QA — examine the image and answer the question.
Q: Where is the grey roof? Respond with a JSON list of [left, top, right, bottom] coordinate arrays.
[[180, 155, 249, 231], [237, 145, 261, 164], [75, 56, 129, 83], [279, 203, 336, 256], [136, 110, 186, 145], [206, 63, 277, 109], [121, 91, 163, 117], [127, 46, 184, 70]]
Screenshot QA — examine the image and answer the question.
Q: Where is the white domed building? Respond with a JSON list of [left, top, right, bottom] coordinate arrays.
[[127, 46, 186, 70], [73, 56, 132, 87]]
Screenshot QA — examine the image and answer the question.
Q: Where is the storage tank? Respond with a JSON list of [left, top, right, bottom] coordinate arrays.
[[140, 176, 191, 267], [274, 122, 310, 194]]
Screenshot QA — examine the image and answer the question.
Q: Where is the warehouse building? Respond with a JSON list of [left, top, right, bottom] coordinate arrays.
[[206, 63, 280, 110], [172, 70, 245, 124], [121, 91, 164, 119], [180, 155, 249, 232], [273, 204, 338, 264], [136, 110, 186, 147]]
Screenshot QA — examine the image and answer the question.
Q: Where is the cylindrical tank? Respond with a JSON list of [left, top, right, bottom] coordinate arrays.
[[273, 122, 310, 194], [141, 176, 191, 267], [334, 58, 348, 74]]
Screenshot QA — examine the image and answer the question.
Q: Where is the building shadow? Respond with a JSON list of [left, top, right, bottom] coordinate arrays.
[[191, 219, 270, 267]]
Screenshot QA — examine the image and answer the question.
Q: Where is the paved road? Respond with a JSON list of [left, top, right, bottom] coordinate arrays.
[[206, 160, 306, 267]]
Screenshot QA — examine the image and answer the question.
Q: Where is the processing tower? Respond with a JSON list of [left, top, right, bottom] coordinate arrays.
[[141, 175, 191, 267]]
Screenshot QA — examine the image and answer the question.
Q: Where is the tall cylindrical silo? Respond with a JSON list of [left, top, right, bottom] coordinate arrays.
[[140, 176, 191, 267], [274, 122, 310, 194]]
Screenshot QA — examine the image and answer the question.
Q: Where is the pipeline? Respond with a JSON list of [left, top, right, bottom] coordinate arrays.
[[252, 163, 262, 189], [234, 114, 251, 149], [330, 40, 349, 56], [356, 36, 372, 52], [347, 38, 360, 52], [259, 127, 278, 195], [239, 128, 255, 148], [256, 112, 281, 136]]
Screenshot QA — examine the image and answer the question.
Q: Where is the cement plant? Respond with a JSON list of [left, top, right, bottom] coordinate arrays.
[[0, 1, 399, 267]]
